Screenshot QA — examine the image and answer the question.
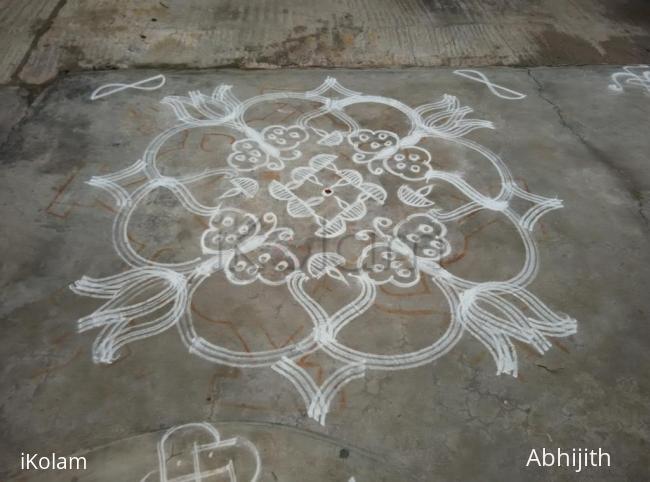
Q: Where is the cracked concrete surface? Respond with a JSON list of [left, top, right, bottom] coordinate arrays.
[[2, 0, 650, 85], [0, 86, 29, 146], [527, 68, 650, 227], [0, 0, 63, 84], [0, 67, 649, 481]]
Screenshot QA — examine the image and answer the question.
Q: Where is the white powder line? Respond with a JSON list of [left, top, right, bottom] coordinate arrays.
[[90, 74, 166, 100], [453, 70, 527, 100]]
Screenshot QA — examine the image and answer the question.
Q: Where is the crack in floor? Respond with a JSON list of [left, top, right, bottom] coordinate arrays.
[[11, 0, 69, 84], [527, 67, 650, 230]]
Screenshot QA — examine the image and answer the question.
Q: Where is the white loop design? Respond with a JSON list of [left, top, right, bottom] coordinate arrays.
[[141, 422, 261, 481], [453, 70, 527, 100], [90, 74, 166, 100], [608, 65, 650, 94]]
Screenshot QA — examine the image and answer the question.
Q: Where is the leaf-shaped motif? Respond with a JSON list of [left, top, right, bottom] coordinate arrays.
[[335, 197, 350, 210], [359, 182, 388, 203], [307, 252, 348, 284], [219, 177, 259, 200], [230, 177, 259, 198], [287, 198, 317, 218], [292, 167, 321, 185], [304, 197, 325, 207], [398, 184, 435, 207], [317, 131, 344, 146], [336, 169, 363, 187], [316, 217, 346, 238], [218, 187, 241, 200], [338, 200, 367, 221], [309, 154, 337, 171], [268, 180, 295, 201]]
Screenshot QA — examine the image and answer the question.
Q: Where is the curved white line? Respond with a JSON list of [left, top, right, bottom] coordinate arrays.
[[90, 74, 166, 100], [453, 70, 527, 100]]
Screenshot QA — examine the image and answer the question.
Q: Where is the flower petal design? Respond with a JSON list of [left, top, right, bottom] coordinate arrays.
[[162, 85, 241, 126], [70, 268, 188, 363], [453, 282, 577, 376], [416, 94, 494, 137], [397, 184, 436, 208]]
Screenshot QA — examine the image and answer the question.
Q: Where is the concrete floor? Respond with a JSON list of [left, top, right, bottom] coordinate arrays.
[[1, 1, 650, 482], [1, 66, 649, 481], [2, 0, 650, 84]]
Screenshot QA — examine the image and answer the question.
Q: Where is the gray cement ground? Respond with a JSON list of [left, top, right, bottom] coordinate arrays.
[[0, 66, 649, 481], [2, 0, 650, 84]]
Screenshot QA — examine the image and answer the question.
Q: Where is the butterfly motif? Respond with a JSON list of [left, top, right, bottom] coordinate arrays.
[[394, 212, 451, 259], [356, 213, 450, 286], [201, 208, 299, 285]]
